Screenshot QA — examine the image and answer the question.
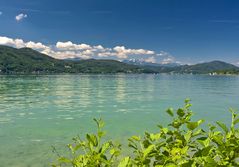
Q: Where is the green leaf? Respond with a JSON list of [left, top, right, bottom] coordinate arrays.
[[157, 124, 163, 129], [143, 139, 151, 148], [58, 157, 71, 163], [197, 137, 210, 147], [149, 133, 160, 141], [131, 136, 141, 141], [98, 131, 106, 138], [233, 118, 239, 125], [205, 156, 216, 164], [110, 148, 120, 156], [216, 121, 228, 133], [128, 143, 137, 150], [100, 142, 110, 153], [208, 124, 216, 131], [229, 108, 237, 117], [235, 131, 239, 138], [166, 108, 174, 117], [185, 103, 192, 109], [94, 118, 105, 128], [172, 121, 181, 128], [161, 128, 168, 134], [118, 157, 131, 167], [143, 145, 154, 158], [192, 129, 204, 137], [165, 163, 178, 167], [185, 98, 191, 104], [187, 122, 198, 130], [177, 108, 185, 117], [187, 120, 204, 130], [181, 146, 189, 154], [184, 131, 192, 142], [171, 147, 181, 156], [212, 134, 224, 145], [86, 134, 98, 147], [201, 146, 213, 156]]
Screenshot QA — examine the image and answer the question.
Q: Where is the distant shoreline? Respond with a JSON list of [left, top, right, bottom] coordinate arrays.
[[0, 73, 238, 76], [1, 45, 239, 75]]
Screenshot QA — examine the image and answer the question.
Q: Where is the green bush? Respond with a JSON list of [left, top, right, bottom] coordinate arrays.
[[52, 118, 121, 167], [52, 99, 239, 167]]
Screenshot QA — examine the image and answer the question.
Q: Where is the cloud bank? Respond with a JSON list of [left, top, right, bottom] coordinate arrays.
[[15, 13, 27, 21], [0, 36, 175, 63]]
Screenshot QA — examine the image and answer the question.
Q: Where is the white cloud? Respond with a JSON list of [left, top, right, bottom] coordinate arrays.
[[0, 36, 15, 46], [98, 52, 115, 57], [15, 13, 27, 21], [0, 36, 49, 50], [114, 46, 154, 55], [113, 46, 155, 59], [26, 41, 49, 50], [144, 56, 156, 63], [0, 37, 26, 48], [56, 41, 91, 50], [94, 45, 104, 50], [14, 39, 25, 48], [156, 51, 171, 57], [55, 43, 157, 59], [0, 36, 176, 63], [0, 11, 2, 15], [161, 57, 175, 64]]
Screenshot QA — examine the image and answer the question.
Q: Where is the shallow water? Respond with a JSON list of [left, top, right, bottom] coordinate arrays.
[[0, 74, 239, 166]]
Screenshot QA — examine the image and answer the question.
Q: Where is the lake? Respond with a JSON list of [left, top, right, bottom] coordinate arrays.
[[0, 74, 239, 166]]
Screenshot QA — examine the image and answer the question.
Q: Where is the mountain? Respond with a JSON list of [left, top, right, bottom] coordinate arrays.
[[0, 45, 238, 74], [64, 57, 82, 61], [0, 45, 144, 74], [122, 59, 158, 66], [142, 60, 239, 74], [170, 61, 239, 74], [71, 59, 144, 73], [0, 45, 66, 73], [122, 59, 180, 67], [160, 63, 181, 67]]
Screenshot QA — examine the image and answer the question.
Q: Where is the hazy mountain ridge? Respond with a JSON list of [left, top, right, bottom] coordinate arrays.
[[169, 61, 239, 74], [122, 58, 239, 74], [0, 45, 143, 74], [0, 45, 238, 74], [122, 59, 181, 67]]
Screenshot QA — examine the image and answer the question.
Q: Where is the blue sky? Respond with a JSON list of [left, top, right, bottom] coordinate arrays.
[[0, 0, 239, 65]]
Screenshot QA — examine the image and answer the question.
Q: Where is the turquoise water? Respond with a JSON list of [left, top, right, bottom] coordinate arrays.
[[0, 74, 239, 166]]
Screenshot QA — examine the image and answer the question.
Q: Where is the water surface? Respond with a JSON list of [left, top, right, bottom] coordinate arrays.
[[0, 74, 239, 166]]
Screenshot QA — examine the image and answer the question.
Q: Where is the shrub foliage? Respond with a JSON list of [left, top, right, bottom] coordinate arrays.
[[52, 99, 239, 167]]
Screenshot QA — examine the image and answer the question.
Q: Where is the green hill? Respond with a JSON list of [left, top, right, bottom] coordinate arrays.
[[0, 45, 66, 73], [171, 61, 239, 74], [0, 45, 144, 74], [142, 61, 239, 74], [0, 45, 238, 74]]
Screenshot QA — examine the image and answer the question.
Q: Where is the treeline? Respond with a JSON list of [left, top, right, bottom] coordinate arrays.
[[1, 45, 239, 75], [0, 46, 144, 74]]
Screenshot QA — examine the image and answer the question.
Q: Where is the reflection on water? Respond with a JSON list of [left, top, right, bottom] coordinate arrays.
[[0, 74, 239, 166], [116, 75, 126, 103]]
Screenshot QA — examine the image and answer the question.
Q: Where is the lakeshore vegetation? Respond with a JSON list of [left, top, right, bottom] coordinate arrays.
[[52, 99, 239, 167]]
